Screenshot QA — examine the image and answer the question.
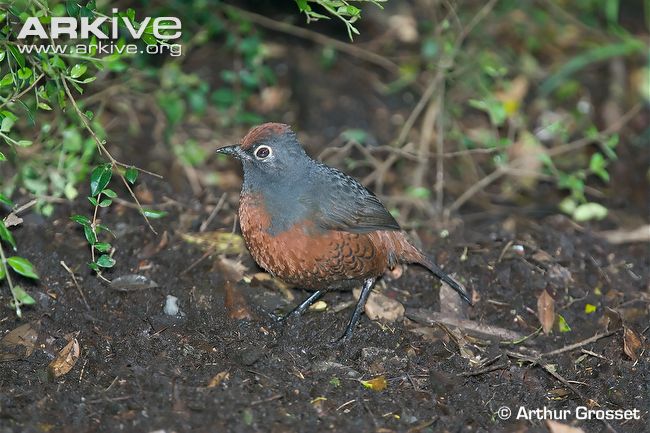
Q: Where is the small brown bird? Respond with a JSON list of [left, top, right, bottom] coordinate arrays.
[[217, 123, 470, 341]]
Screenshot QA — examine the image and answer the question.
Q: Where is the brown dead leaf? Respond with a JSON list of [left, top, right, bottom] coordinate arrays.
[[495, 75, 529, 115], [0, 322, 39, 361], [224, 281, 253, 320], [439, 278, 467, 319], [537, 289, 555, 334], [623, 326, 642, 361], [134, 184, 154, 204], [604, 307, 622, 331], [249, 272, 294, 301], [353, 288, 404, 323], [360, 375, 387, 391], [546, 420, 586, 433], [48, 337, 80, 378], [215, 255, 247, 282], [181, 231, 245, 256], [207, 371, 230, 388], [507, 131, 546, 190]]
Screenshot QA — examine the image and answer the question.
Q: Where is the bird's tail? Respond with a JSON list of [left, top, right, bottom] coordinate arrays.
[[373, 231, 472, 305], [417, 254, 472, 305]]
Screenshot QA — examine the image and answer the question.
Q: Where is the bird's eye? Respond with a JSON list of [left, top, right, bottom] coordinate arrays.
[[254, 145, 272, 159]]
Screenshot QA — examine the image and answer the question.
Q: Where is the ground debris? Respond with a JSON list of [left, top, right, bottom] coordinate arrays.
[[0, 322, 39, 361], [48, 335, 80, 378]]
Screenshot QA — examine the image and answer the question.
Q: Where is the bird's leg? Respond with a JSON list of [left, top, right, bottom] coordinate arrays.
[[336, 277, 376, 343], [279, 289, 326, 321]]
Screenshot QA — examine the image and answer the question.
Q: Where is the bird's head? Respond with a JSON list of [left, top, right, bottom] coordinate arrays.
[[216, 123, 309, 177]]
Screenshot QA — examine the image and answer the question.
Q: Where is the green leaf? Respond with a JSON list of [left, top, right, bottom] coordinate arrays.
[[90, 164, 112, 196], [70, 214, 91, 226], [83, 224, 97, 244], [101, 188, 117, 198], [584, 303, 597, 314], [7, 256, 39, 279], [93, 242, 111, 252], [0, 193, 13, 206], [0, 263, 5, 279], [88, 262, 100, 272], [17, 67, 32, 80], [0, 151, 6, 161], [38, 101, 52, 110], [141, 209, 167, 219], [0, 220, 16, 250], [1, 116, 14, 133], [12, 285, 35, 305], [557, 314, 571, 333], [125, 167, 138, 184], [96, 224, 114, 236], [573, 202, 608, 222], [16, 140, 32, 147], [98, 198, 112, 207], [96, 254, 116, 268]]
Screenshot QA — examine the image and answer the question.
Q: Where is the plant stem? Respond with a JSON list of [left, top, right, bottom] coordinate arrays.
[[0, 241, 20, 317]]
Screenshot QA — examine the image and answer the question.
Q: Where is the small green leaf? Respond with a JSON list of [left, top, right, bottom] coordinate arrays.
[[1, 116, 14, 133], [0, 220, 16, 250], [70, 64, 87, 79], [16, 140, 33, 147], [0, 151, 6, 161], [573, 202, 608, 222], [141, 209, 167, 219], [38, 102, 52, 110], [102, 188, 117, 198], [88, 262, 100, 271], [0, 193, 13, 206], [98, 198, 112, 207], [12, 285, 35, 305], [557, 314, 571, 333], [125, 167, 138, 184], [88, 196, 98, 206], [93, 242, 111, 252], [96, 224, 114, 236], [584, 303, 597, 314], [7, 256, 39, 279], [0, 263, 5, 279], [90, 164, 112, 196], [83, 224, 96, 244], [17, 67, 32, 80], [70, 214, 91, 226], [96, 254, 116, 268]]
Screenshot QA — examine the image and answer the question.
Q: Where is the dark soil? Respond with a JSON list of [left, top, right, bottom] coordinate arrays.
[[1, 4, 649, 433]]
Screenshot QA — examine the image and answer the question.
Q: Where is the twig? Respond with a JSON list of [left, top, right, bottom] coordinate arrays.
[[541, 329, 621, 357], [447, 104, 642, 213], [60, 260, 90, 310], [222, 4, 400, 75], [200, 193, 228, 232], [0, 73, 44, 110], [61, 77, 158, 234]]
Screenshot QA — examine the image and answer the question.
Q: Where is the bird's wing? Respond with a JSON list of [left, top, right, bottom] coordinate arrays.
[[301, 164, 401, 234]]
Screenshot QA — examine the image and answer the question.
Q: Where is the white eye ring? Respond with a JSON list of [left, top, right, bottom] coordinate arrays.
[[254, 145, 272, 160]]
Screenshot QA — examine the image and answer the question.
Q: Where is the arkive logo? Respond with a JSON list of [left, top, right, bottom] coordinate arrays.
[[16, 9, 181, 40]]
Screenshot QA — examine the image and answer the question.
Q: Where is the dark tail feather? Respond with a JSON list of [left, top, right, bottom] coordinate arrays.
[[419, 256, 472, 305]]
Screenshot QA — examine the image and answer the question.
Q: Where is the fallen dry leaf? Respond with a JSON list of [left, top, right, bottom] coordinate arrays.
[[353, 288, 404, 323], [224, 281, 253, 320], [249, 272, 294, 301], [546, 420, 586, 433], [439, 278, 467, 319], [623, 326, 642, 361], [360, 375, 387, 391], [207, 371, 230, 388], [0, 322, 39, 361], [215, 255, 247, 282], [604, 307, 622, 331], [48, 337, 80, 378], [181, 231, 245, 255], [537, 289, 555, 334]]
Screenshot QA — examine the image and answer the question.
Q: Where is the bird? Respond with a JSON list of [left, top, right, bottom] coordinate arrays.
[[217, 123, 471, 342]]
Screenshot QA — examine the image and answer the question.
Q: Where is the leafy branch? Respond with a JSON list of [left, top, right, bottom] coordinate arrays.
[[294, 0, 387, 40]]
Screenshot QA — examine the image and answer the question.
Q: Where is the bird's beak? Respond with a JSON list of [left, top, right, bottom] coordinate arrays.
[[216, 145, 243, 159]]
